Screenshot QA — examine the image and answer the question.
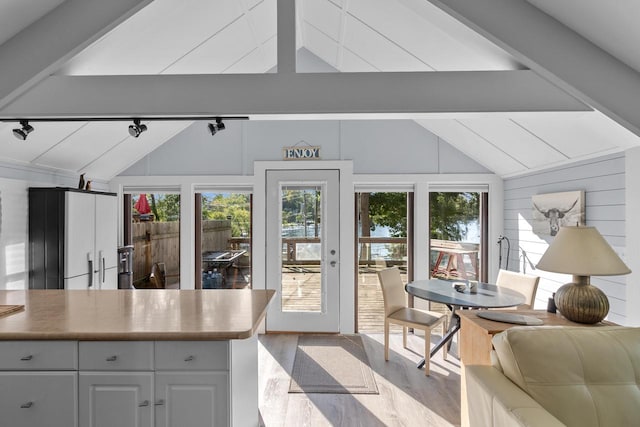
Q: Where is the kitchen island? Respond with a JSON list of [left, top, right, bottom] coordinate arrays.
[[0, 289, 274, 427]]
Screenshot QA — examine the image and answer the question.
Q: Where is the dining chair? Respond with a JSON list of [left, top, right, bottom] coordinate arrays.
[[377, 267, 448, 375], [495, 269, 540, 309]]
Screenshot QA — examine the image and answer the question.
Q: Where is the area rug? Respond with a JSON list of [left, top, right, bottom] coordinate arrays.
[[289, 335, 379, 394]]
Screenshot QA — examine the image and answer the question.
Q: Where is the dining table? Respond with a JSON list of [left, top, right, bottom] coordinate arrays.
[[405, 278, 526, 369]]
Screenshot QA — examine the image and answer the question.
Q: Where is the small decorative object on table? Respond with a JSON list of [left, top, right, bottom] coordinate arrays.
[[85, 181, 92, 191], [452, 282, 467, 293], [547, 293, 557, 313], [468, 280, 478, 294], [78, 173, 85, 189]]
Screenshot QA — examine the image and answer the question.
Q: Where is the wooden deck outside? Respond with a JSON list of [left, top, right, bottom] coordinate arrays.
[[279, 266, 448, 332], [216, 263, 449, 333]]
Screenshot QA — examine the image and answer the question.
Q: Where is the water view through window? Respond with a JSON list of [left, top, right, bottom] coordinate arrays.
[[356, 192, 409, 332], [281, 186, 322, 312]]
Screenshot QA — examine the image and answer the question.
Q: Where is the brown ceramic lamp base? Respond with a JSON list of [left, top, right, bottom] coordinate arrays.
[[554, 275, 609, 324]]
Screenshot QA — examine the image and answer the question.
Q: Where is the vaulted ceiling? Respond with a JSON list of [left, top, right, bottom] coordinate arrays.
[[0, 0, 639, 181]]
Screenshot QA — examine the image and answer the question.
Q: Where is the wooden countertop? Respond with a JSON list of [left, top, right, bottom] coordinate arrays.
[[0, 289, 275, 341]]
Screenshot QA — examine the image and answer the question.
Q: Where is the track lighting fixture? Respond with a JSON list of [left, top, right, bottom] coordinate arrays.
[[4, 117, 248, 139], [128, 119, 147, 138], [208, 118, 225, 136], [12, 120, 34, 140]]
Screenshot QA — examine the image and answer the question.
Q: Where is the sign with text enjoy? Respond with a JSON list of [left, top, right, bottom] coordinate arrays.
[[282, 145, 321, 160]]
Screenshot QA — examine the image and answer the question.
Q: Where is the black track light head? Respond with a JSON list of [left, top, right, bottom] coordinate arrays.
[[128, 119, 147, 138], [12, 120, 34, 140], [208, 118, 225, 136]]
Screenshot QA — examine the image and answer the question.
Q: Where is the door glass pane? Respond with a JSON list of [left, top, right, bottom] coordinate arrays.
[[200, 193, 251, 289], [429, 192, 481, 281], [356, 192, 408, 333], [131, 193, 180, 289], [281, 185, 322, 312]]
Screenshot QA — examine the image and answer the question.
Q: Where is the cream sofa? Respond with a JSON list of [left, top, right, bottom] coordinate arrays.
[[464, 326, 640, 427]]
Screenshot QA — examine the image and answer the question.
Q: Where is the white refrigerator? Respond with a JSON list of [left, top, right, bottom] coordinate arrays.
[[63, 191, 118, 289]]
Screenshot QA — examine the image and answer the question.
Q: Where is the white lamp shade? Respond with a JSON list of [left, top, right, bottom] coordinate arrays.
[[536, 226, 631, 276]]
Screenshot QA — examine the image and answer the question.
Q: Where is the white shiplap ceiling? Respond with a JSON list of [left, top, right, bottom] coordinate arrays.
[[0, 0, 639, 181]]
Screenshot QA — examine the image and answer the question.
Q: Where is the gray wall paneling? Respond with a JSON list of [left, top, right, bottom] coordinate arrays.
[[503, 152, 627, 324]]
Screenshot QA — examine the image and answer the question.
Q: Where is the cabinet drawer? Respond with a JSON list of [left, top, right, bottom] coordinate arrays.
[[155, 341, 228, 371], [0, 341, 77, 370], [79, 341, 153, 370], [0, 372, 78, 427]]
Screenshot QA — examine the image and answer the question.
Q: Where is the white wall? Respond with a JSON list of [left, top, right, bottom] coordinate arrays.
[[0, 162, 109, 290], [503, 152, 628, 324], [625, 147, 640, 326], [120, 119, 491, 176]]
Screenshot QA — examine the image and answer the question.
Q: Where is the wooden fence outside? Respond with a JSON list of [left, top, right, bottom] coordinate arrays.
[[132, 220, 231, 286]]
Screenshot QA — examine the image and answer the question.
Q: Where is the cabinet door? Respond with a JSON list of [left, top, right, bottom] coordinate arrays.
[[79, 372, 153, 427], [99, 267, 118, 290], [65, 192, 96, 280], [65, 274, 92, 290], [95, 194, 118, 271], [0, 372, 77, 427], [155, 372, 229, 427]]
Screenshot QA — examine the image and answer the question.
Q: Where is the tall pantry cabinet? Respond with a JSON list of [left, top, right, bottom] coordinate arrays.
[[29, 187, 118, 289]]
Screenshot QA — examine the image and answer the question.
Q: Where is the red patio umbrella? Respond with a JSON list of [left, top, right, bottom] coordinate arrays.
[[134, 194, 151, 214]]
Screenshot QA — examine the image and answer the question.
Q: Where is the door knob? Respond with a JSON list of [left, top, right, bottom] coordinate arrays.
[[330, 261, 336, 267]]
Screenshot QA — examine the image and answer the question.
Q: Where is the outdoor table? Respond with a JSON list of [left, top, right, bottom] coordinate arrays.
[[202, 250, 246, 288], [405, 278, 526, 369]]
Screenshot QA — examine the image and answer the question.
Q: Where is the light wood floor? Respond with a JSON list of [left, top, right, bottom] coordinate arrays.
[[259, 332, 461, 427]]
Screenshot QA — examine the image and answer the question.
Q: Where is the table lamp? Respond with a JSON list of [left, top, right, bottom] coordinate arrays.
[[536, 225, 630, 324]]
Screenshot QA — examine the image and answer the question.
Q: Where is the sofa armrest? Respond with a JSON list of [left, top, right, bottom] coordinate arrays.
[[464, 366, 565, 427]]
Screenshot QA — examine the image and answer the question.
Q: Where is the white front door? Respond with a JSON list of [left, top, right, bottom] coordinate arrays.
[[266, 170, 340, 332]]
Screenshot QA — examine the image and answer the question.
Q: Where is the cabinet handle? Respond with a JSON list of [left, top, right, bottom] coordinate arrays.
[[20, 355, 33, 361], [102, 257, 106, 283], [155, 399, 165, 406], [106, 355, 118, 362], [88, 259, 94, 287], [184, 355, 195, 362], [138, 400, 150, 407], [20, 402, 34, 409]]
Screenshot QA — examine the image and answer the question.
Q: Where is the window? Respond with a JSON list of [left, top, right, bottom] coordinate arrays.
[[196, 192, 252, 289], [356, 191, 411, 332], [126, 193, 181, 289], [429, 191, 486, 282]]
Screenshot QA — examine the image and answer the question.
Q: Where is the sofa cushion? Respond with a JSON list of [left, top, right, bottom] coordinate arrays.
[[492, 326, 640, 427]]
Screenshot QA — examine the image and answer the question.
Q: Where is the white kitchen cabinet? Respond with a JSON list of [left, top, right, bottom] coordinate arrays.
[[29, 187, 118, 289], [79, 372, 154, 427], [0, 372, 78, 427], [155, 371, 229, 427], [0, 341, 78, 427], [78, 341, 231, 427], [94, 193, 118, 288]]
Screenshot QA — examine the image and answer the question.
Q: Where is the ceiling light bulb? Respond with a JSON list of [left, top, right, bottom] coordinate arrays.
[[12, 120, 34, 140], [128, 119, 147, 138], [208, 118, 225, 136]]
